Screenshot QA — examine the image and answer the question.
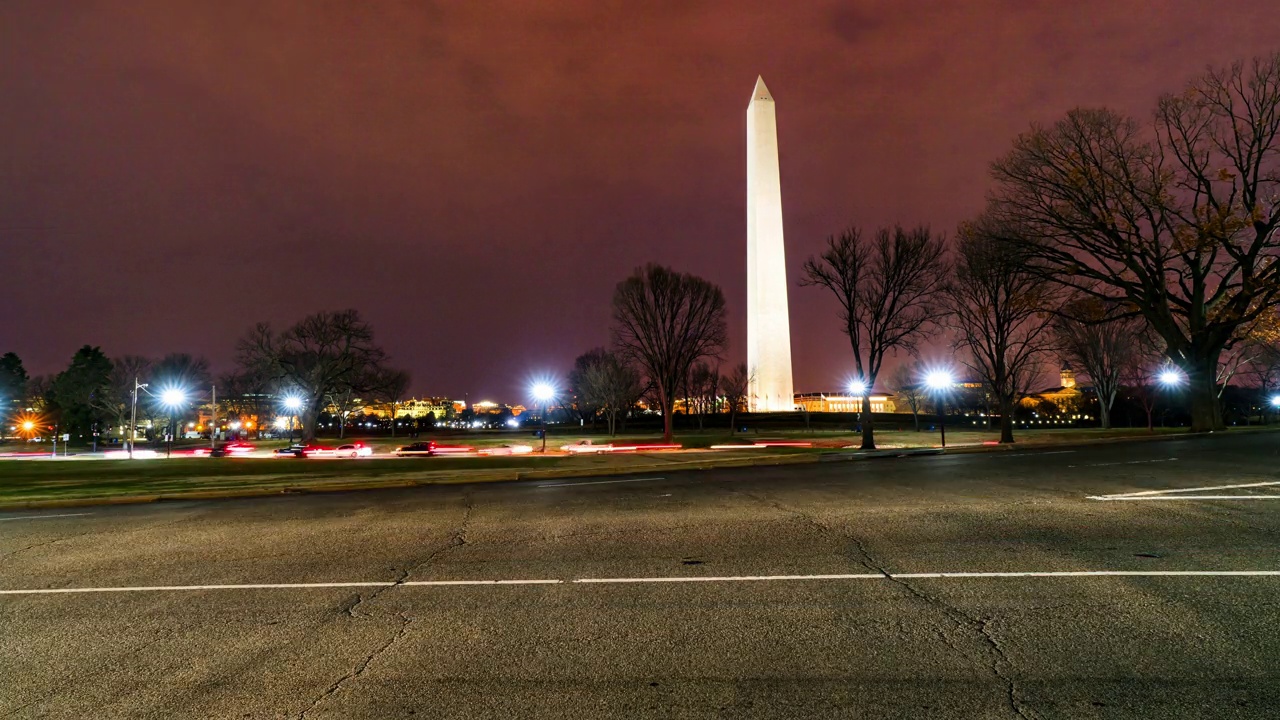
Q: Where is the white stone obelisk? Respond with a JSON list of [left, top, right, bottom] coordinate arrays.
[[746, 76, 795, 412]]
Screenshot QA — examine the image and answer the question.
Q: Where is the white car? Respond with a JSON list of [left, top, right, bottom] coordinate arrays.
[[561, 440, 613, 454], [105, 449, 159, 459], [335, 443, 374, 458], [480, 444, 534, 456]]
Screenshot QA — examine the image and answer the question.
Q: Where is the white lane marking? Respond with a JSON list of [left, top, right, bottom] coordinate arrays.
[[0, 513, 93, 522], [0, 579, 563, 595], [1088, 479, 1280, 501], [1096, 480, 1280, 498], [538, 476, 666, 488], [1089, 495, 1280, 501], [401, 579, 562, 586], [574, 573, 887, 583], [575, 570, 1280, 583], [3, 571, 1279, 596], [991, 451, 1077, 458], [1068, 458, 1177, 468]]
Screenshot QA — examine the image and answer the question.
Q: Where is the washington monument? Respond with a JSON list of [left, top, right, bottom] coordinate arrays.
[[746, 76, 795, 412]]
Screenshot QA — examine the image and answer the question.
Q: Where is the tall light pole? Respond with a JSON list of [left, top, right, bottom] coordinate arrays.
[[532, 383, 555, 453], [1158, 368, 1183, 427], [129, 377, 148, 460], [284, 396, 303, 444], [209, 384, 217, 449], [848, 379, 867, 434], [160, 388, 186, 459], [925, 371, 954, 448]]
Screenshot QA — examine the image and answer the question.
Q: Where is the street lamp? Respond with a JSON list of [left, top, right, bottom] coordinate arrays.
[[532, 382, 555, 453], [283, 396, 303, 444], [925, 370, 954, 448], [160, 388, 187, 458], [1159, 369, 1183, 386]]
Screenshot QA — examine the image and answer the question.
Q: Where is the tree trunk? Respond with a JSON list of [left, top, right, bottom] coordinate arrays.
[[302, 402, 322, 442], [911, 405, 919, 432], [999, 398, 1016, 444], [1186, 358, 1225, 433], [860, 395, 876, 450], [660, 391, 674, 443]]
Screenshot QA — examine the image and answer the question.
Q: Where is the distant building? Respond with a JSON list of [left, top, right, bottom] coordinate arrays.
[[395, 397, 456, 420], [1020, 367, 1087, 413], [795, 392, 896, 414]]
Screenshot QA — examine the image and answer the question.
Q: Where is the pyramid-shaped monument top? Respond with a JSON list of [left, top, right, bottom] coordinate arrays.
[[751, 76, 773, 104]]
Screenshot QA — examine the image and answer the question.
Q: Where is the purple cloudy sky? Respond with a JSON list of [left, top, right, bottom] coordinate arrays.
[[2, 1, 1275, 400]]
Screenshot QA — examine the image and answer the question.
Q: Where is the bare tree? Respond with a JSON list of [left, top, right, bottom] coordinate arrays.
[[943, 219, 1057, 443], [612, 264, 727, 443], [567, 349, 607, 430], [1120, 327, 1168, 431], [687, 362, 720, 431], [372, 369, 411, 437], [802, 225, 949, 449], [101, 355, 152, 436], [1052, 298, 1145, 430], [886, 362, 925, 431], [236, 309, 402, 442], [721, 363, 751, 433], [576, 349, 643, 436], [988, 53, 1280, 433]]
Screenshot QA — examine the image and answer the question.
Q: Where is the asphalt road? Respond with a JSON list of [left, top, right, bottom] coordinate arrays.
[[2, 432, 1279, 719]]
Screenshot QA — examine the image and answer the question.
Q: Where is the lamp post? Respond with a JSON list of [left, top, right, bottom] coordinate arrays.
[[284, 396, 303, 444], [160, 388, 186, 459], [129, 377, 148, 460], [1158, 368, 1183, 427], [848, 380, 867, 433], [532, 383, 555, 453], [925, 371, 954, 448]]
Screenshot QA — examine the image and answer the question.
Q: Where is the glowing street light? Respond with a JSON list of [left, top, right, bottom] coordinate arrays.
[[282, 396, 303, 443], [21, 420, 34, 433], [924, 370, 954, 448], [1158, 369, 1183, 386], [159, 388, 187, 458], [1271, 396, 1280, 408], [848, 380, 868, 396], [531, 382, 556, 453]]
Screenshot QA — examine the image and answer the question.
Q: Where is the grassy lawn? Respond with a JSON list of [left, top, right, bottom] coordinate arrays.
[[0, 449, 805, 505], [0, 424, 1264, 507]]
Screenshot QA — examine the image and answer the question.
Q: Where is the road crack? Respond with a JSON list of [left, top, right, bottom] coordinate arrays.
[[343, 495, 473, 618], [728, 487, 1035, 719], [297, 613, 412, 719]]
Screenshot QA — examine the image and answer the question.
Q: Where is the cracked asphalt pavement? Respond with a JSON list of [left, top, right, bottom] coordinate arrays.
[[2, 431, 1279, 718]]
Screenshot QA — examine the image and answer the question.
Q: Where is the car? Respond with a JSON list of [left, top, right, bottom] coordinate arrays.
[[209, 442, 255, 458], [105, 449, 159, 459], [479, 444, 534, 456], [395, 442, 436, 457], [335, 443, 373, 458], [273, 444, 308, 458], [561, 439, 612, 454], [394, 441, 475, 457]]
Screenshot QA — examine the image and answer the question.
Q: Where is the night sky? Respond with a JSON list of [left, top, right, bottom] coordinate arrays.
[[2, 1, 1275, 401]]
